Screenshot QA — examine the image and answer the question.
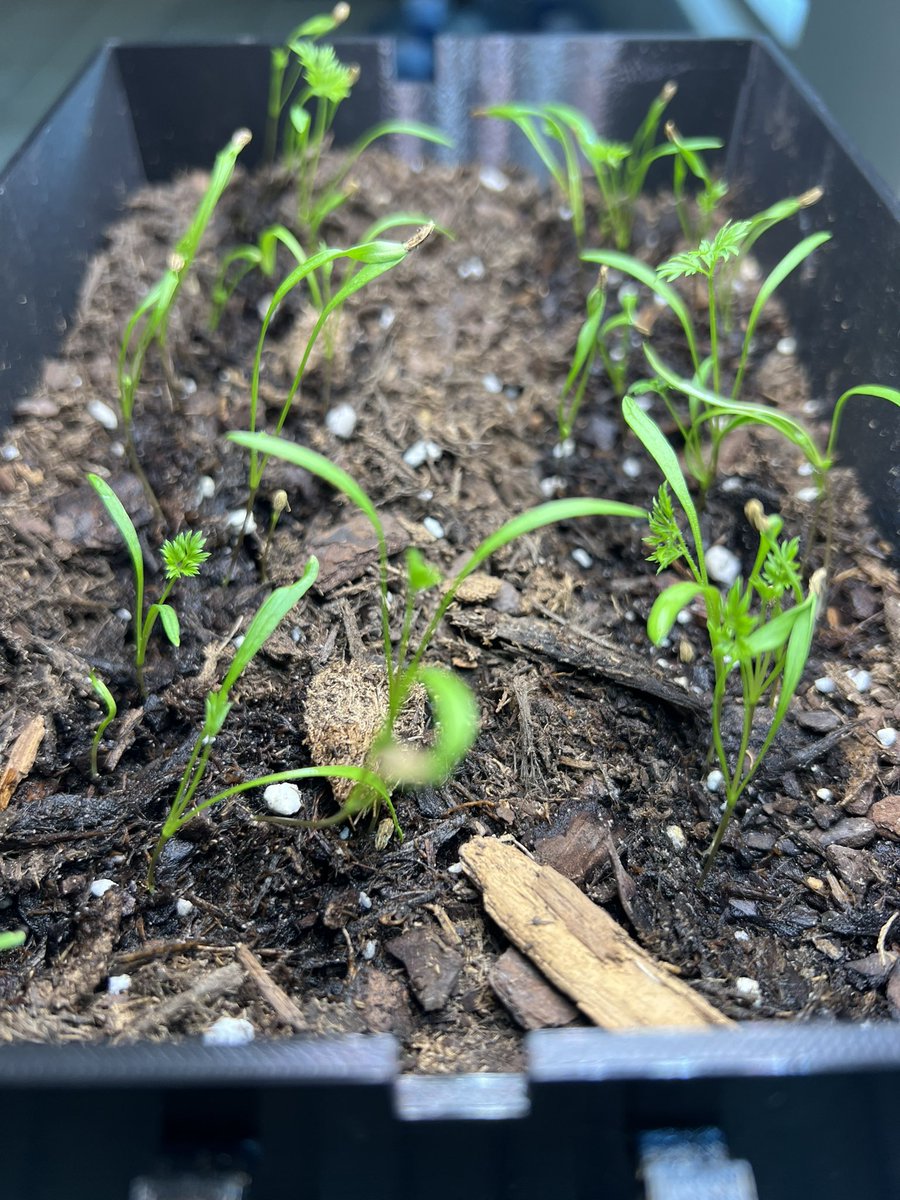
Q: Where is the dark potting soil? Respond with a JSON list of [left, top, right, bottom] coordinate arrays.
[[1, 152, 899, 1069]]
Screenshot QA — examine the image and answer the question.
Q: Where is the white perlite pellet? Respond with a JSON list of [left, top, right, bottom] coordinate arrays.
[[90, 879, 116, 898], [175, 898, 194, 918], [325, 403, 357, 440], [403, 439, 442, 468], [457, 256, 485, 280], [264, 783, 302, 816], [88, 399, 118, 430], [621, 456, 641, 479], [736, 977, 762, 1005], [423, 516, 445, 539], [107, 974, 131, 995], [666, 825, 686, 851], [876, 728, 897, 749], [482, 373, 503, 394], [571, 548, 593, 570], [706, 770, 725, 794], [815, 676, 836, 694], [226, 508, 257, 535], [552, 438, 576, 459], [202, 1017, 255, 1046], [706, 545, 741, 587], [848, 669, 871, 693], [479, 165, 509, 192]]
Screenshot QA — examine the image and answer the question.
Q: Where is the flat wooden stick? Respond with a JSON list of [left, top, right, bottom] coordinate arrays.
[[0, 716, 45, 812], [461, 837, 731, 1030]]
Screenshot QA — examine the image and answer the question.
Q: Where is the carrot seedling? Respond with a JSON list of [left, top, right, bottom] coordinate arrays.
[[478, 88, 720, 249], [118, 128, 251, 517], [88, 670, 117, 780], [148, 558, 320, 885], [88, 474, 209, 697], [624, 394, 823, 877], [228, 430, 644, 832]]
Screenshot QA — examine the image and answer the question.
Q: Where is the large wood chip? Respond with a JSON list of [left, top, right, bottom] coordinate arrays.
[[461, 838, 731, 1030], [0, 717, 45, 812]]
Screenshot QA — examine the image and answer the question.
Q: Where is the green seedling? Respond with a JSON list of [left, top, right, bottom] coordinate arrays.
[[477, 88, 721, 249], [559, 266, 639, 439], [666, 120, 728, 243], [0, 931, 25, 953], [229, 430, 644, 831], [640, 350, 900, 575], [88, 474, 210, 697], [118, 128, 251, 516], [88, 669, 117, 779], [586, 203, 830, 492], [210, 224, 307, 331], [624, 394, 822, 877], [148, 558, 321, 885], [228, 229, 433, 576], [265, 4, 450, 235]]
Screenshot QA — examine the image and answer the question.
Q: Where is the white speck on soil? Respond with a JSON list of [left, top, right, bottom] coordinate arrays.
[[378, 306, 395, 330], [363, 941, 377, 960], [795, 486, 820, 503], [358, 892, 372, 911], [482, 372, 503, 394], [457, 256, 485, 280], [90, 879, 116, 898], [876, 728, 897, 749], [706, 770, 724, 794], [797, 461, 814, 476], [720, 476, 742, 493], [195, 475, 216, 503], [115, 608, 131, 622], [403, 439, 442, 468], [816, 788, 834, 802], [325, 402, 357, 439], [232, 635, 245, 649], [175, 898, 194, 917], [202, 1017, 255, 1046], [478, 165, 509, 192], [676, 609, 693, 625], [706, 545, 741, 586], [339, 827, 351, 841], [571, 548, 593, 570], [539, 476, 565, 498], [666, 825, 686, 851], [87, 399, 118, 430], [621, 456, 641, 479], [552, 437, 575, 459], [777, 336, 797, 355], [1, 445, 20, 461], [848, 668, 871, 693], [107, 974, 131, 995], [734, 930, 750, 942], [264, 782, 302, 816], [423, 516, 445, 539], [736, 976, 762, 1005], [226, 508, 256, 535], [447, 862, 463, 875], [815, 676, 836, 694]]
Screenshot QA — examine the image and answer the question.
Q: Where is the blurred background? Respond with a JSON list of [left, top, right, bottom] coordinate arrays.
[[2, 0, 898, 196]]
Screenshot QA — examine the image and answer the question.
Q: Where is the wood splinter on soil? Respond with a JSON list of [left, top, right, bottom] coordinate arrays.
[[461, 837, 731, 1029]]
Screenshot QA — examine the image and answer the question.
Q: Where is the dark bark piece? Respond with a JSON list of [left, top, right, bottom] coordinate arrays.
[[817, 818, 877, 849], [388, 927, 463, 1012], [448, 610, 704, 715], [460, 837, 731, 1029], [353, 967, 414, 1036], [489, 946, 579, 1030], [869, 795, 900, 839], [795, 709, 841, 733], [534, 810, 610, 883], [306, 512, 408, 594]]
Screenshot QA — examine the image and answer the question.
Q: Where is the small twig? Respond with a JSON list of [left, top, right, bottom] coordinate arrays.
[[877, 913, 899, 966], [0, 716, 45, 812], [235, 943, 306, 1031]]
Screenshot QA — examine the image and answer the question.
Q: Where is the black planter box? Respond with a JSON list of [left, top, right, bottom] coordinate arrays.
[[1, 35, 899, 1200]]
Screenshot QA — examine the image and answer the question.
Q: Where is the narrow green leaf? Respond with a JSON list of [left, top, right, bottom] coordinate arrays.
[[647, 581, 706, 644], [0, 931, 25, 952], [621, 394, 705, 582], [361, 213, 454, 243], [743, 605, 805, 655], [157, 603, 181, 647], [827, 384, 900, 464], [290, 103, 311, 137], [407, 548, 442, 593], [349, 120, 452, 158], [376, 665, 479, 785], [583, 248, 699, 371], [772, 590, 818, 728], [229, 433, 383, 543], [179, 765, 394, 826], [221, 557, 319, 696], [733, 232, 831, 398], [89, 669, 117, 721], [87, 473, 145, 622], [644, 344, 826, 470]]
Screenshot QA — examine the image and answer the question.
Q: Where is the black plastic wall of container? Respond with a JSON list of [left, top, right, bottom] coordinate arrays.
[[1, 35, 900, 1200]]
